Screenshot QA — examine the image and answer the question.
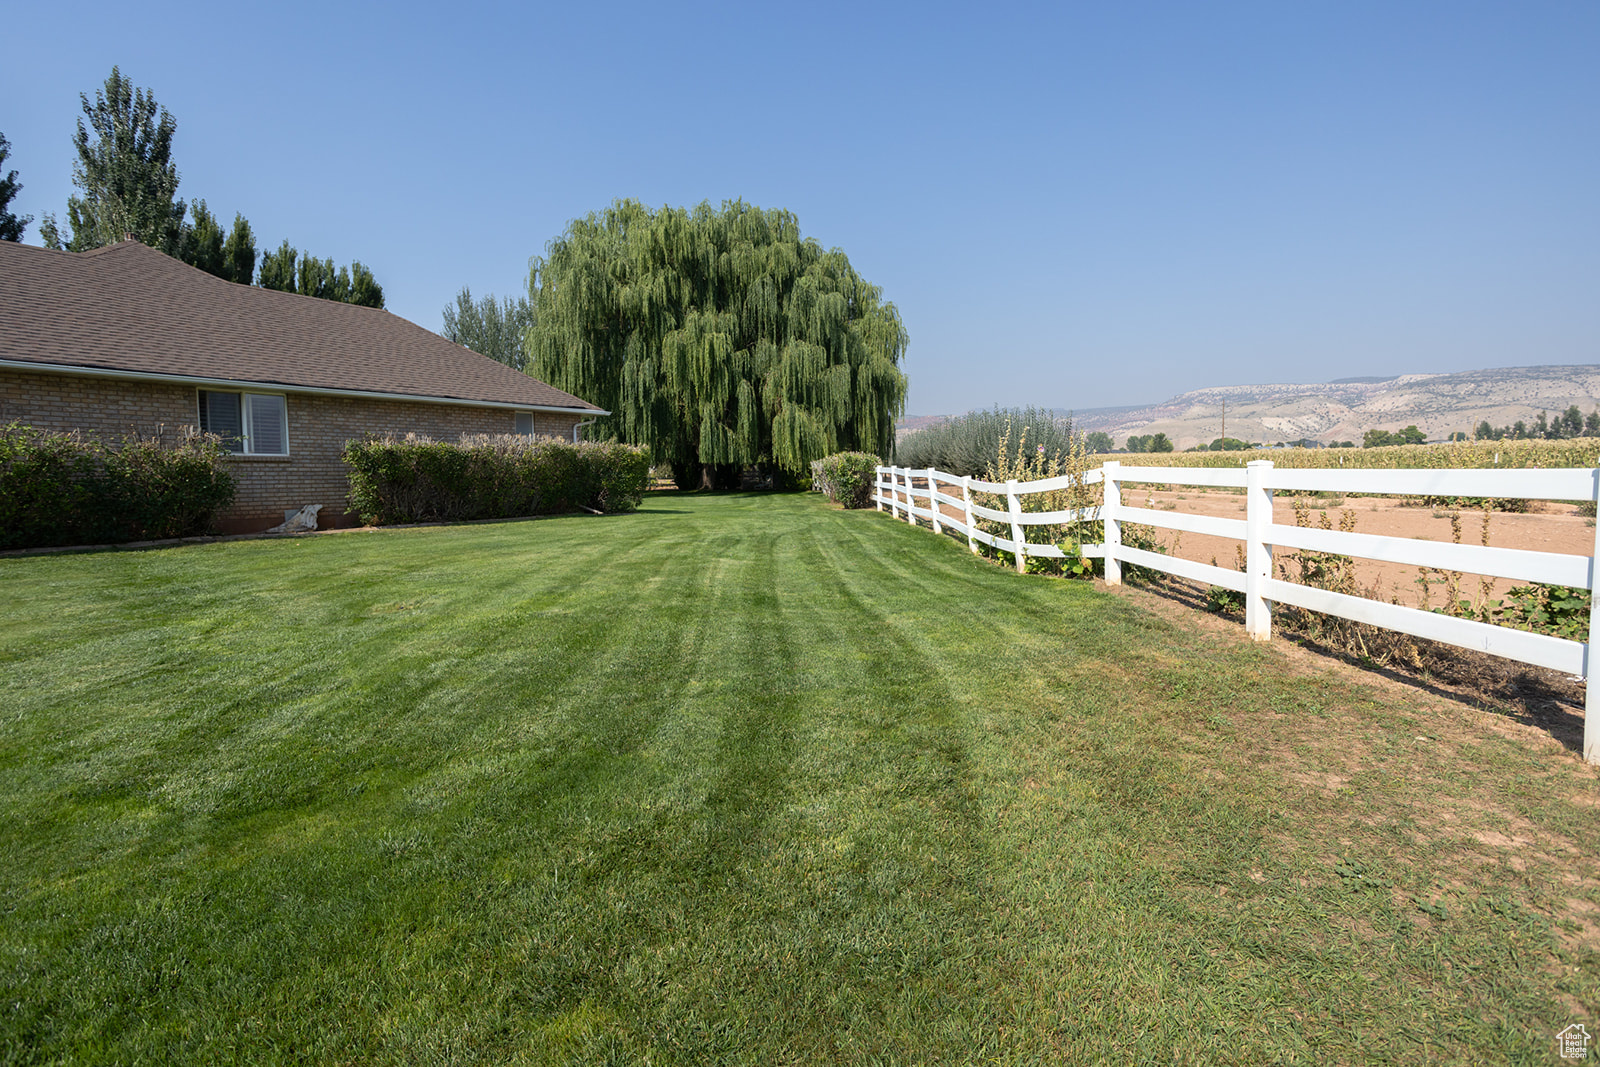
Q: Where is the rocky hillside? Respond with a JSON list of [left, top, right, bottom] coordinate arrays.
[[901, 365, 1600, 451]]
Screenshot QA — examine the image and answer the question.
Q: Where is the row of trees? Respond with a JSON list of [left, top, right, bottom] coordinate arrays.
[[1109, 410, 1600, 453], [975, 414, 1600, 457], [441, 287, 536, 371], [9, 67, 381, 307], [1474, 406, 1600, 442], [257, 241, 384, 305], [1355, 408, 1600, 447]]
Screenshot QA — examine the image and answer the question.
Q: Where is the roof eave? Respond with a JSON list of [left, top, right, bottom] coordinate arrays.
[[0, 358, 609, 417]]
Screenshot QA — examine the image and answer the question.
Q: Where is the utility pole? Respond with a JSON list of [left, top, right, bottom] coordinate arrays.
[[1220, 400, 1227, 446]]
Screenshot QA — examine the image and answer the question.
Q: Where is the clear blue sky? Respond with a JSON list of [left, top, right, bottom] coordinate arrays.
[[4, 1, 1596, 416]]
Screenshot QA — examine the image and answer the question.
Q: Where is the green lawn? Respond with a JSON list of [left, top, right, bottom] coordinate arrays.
[[2, 491, 1597, 1064]]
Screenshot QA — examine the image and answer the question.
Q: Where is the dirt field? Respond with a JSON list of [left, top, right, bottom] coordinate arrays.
[[1130, 487, 1594, 609]]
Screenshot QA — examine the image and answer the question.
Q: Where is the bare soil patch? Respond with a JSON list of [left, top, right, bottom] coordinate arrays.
[[1130, 486, 1595, 609], [1105, 576, 1600, 954]]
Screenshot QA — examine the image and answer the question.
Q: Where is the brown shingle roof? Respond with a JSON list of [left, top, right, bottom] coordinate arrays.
[[0, 240, 603, 412]]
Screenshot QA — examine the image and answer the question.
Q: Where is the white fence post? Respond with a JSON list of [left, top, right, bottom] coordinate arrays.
[[928, 472, 942, 535], [1246, 460, 1274, 642], [889, 468, 902, 520], [904, 469, 917, 526], [1587, 470, 1600, 765], [1102, 461, 1122, 585], [1007, 479, 1027, 574], [962, 476, 977, 554], [875, 465, 883, 511]]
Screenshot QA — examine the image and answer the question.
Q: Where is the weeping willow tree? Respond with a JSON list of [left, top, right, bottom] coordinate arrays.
[[527, 199, 908, 488]]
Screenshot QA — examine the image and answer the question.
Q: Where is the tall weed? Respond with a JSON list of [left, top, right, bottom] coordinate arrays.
[[1228, 501, 1589, 669]]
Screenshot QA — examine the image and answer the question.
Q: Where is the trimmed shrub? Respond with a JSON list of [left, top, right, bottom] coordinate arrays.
[[0, 422, 236, 550], [343, 434, 650, 526], [814, 451, 881, 509]]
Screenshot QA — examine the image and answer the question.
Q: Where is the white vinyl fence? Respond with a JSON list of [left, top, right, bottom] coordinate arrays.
[[874, 460, 1600, 763]]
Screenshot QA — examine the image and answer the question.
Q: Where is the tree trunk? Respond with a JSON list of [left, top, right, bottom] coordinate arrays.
[[671, 462, 742, 490]]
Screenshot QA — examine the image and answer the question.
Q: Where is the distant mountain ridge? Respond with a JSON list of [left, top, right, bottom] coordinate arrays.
[[899, 365, 1600, 451]]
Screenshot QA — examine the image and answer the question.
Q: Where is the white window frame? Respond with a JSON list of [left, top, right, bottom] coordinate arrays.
[[514, 411, 535, 436], [198, 389, 291, 456]]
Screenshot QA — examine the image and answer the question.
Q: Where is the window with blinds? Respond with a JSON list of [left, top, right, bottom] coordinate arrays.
[[247, 394, 287, 454], [514, 412, 534, 435], [198, 390, 289, 455], [198, 390, 243, 452]]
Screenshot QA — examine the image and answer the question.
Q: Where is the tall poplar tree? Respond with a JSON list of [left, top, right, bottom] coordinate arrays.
[[176, 203, 256, 284], [256, 240, 298, 292], [256, 240, 383, 307], [48, 66, 185, 253], [528, 199, 908, 488], [178, 199, 225, 276], [0, 132, 31, 242], [346, 261, 384, 308], [220, 213, 256, 285]]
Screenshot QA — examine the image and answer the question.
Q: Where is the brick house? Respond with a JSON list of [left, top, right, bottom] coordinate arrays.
[[0, 240, 605, 532]]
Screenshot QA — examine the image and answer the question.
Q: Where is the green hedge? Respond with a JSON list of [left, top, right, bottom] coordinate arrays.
[[813, 451, 881, 509], [0, 423, 237, 550], [343, 434, 650, 526]]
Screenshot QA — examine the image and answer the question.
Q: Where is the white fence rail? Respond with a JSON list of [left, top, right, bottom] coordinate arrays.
[[874, 461, 1600, 763]]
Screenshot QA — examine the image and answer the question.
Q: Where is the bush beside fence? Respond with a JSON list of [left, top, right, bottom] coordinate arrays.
[[812, 452, 881, 508], [343, 434, 650, 526], [0, 422, 236, 550]]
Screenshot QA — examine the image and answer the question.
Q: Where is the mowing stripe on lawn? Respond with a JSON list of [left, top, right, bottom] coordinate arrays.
[[1, 491, 1596, 1064]]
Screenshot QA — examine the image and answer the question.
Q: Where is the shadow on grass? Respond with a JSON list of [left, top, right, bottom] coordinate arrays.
[[1128, 575, 1588, 756], [3, 506, 686, 558]]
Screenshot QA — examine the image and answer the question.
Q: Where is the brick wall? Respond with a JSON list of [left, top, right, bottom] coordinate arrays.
[[1, 368, 585, 532], [1, 368, 196, 435]]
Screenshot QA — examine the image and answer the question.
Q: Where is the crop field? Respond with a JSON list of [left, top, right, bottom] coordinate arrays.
[[2, 492, 1598, 1064], [1119, 437, 1600, 470]]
